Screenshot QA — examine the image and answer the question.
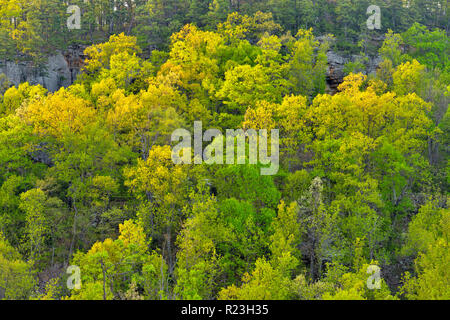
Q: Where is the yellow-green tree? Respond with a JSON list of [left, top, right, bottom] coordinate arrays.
[[0, 233, 36, 299], [69, 220, 167, 300]]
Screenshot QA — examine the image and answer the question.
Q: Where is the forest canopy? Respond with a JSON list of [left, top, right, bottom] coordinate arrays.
[[0, 0, 449, 300]]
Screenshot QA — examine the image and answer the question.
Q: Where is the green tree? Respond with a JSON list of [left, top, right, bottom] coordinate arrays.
[[0, 233, 36, 299]]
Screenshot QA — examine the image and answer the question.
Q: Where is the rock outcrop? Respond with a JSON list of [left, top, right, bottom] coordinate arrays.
[[0, 45, 85, 92], [1, 45, 382, 95], [326, 50, 382, 93], [326, 51, 349, 93]]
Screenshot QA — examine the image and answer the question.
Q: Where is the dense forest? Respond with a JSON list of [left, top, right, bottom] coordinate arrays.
[[0, 0, 449, 300]]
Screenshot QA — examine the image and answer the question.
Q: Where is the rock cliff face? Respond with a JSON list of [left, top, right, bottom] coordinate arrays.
[[1, 45, 381, 95], [326, 50, 382, 93], [0, 45, 86, 92]]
